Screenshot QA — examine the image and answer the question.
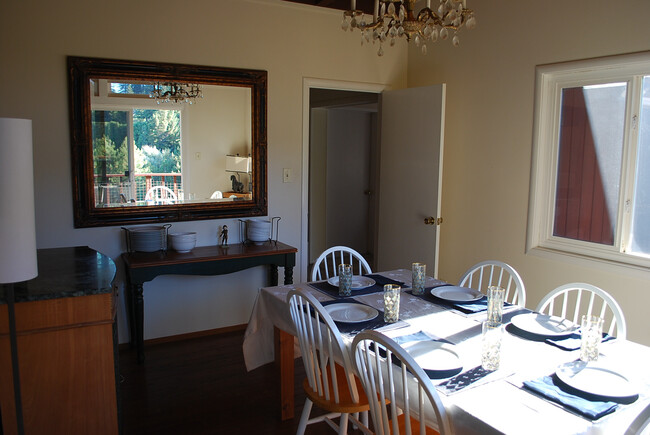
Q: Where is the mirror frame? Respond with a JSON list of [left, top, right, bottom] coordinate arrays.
[[68, 56, 268, 228]]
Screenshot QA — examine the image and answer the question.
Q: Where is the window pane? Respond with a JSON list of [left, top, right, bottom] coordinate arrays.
[[109, 81, 155, 96], [553, 83, 626, 245], [91, 110, 130, 206], [629, 77, 650, 256], [132, 109, 182, 201]]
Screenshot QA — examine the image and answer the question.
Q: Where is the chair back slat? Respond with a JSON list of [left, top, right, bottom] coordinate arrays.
[[459, 260, 526, 307], [536, 283, 627, 339], [311, 246, 372, 281]]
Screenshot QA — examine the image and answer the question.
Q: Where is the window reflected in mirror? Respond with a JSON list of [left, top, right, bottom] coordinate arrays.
[[90, 79, 252, 208]]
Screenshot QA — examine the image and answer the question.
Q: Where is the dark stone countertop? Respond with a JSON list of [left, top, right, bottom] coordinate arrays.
[[0, 246, 116, 304]]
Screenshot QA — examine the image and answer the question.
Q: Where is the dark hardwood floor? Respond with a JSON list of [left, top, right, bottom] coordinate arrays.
[[119, 329, 366, 434]]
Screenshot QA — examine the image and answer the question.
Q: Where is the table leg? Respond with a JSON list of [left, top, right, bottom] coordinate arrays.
[[274, 326, 294, 420], [133, 283, 145, 364], [284, 266, 294, 285], [270, 264, 279, 286]]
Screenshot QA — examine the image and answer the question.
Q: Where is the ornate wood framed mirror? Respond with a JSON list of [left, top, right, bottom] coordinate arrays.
[[68, 56, 267, 227]]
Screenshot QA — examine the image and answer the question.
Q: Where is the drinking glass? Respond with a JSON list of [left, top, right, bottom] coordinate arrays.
[[383, 284, 401, 323], [338, 264, 352, 297], [580, 315, 604, 362], [481, 321, 504, 371], [411, 263, 426, 295], [486, 285, 505, 325]]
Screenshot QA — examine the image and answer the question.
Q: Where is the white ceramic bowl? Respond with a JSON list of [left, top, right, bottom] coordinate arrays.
[[169, 232, 197, 253], [247, 219, 271, 242]]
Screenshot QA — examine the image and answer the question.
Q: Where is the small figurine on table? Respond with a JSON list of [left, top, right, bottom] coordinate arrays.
[[220, 225, 229, 246]]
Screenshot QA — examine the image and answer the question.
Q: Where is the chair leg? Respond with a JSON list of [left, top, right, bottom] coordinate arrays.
[[338, 413, 349, 435], [296, 398, 313, 435]]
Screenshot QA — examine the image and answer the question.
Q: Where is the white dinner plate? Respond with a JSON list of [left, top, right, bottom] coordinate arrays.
[[327, 275, 376, 290], [430, 286, 483, 303], [324, 303, 379, 323], [511, 313, 578, 338], [402, 340, 463, 378], [556, 361, 638, 400]]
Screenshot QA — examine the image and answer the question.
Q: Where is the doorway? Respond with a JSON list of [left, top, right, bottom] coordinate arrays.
[[302, 79, 385, 279]]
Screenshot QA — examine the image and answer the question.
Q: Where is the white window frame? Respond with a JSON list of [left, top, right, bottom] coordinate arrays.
[[527, 51, 650, 270]]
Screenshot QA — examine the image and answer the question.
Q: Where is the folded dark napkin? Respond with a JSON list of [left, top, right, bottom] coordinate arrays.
[[506, 323, 614, 350], [522, 375, 618, 420], [545, 333, 615, 351], [321, 299, 388, 334], [409, 285, 512, 314], [309, 274, 404, 299]]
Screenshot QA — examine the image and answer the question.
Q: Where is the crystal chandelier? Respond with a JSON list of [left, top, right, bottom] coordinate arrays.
[[341, 0, 477, 56], [149, 82, 203, 104]]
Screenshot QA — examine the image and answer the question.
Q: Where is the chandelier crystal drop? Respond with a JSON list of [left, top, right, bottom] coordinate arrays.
[[149, 82, 203, 104], [341, 0, 476, 56]]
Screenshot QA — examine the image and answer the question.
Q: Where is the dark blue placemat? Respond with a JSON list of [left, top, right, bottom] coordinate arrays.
[[309, 274, 404, 299], [522, 375, 619, 420], [321, 298, 388, 334], [436, 365, 492, 394], [408, 286, 512, 314]]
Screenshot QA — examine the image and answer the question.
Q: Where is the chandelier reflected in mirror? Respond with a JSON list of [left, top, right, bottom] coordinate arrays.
[[149, 82, 203, 104], [341, 0, 476, 56]]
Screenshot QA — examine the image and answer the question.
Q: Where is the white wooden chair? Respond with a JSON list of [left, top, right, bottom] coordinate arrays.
[[311, 246, 372, 282], [145, 185, 177, 202], [352, 330, 452, 435], [287, 289, 371, 435], [536, 283, 627, 339], [625, 401, 650, 435], [458, 260, 526, 307]]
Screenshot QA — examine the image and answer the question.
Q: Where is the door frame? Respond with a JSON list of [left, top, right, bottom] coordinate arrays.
[[301, 78, 388, 279]]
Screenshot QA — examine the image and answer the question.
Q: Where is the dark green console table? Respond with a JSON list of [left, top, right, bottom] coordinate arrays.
[[122, 241, 297, 363]]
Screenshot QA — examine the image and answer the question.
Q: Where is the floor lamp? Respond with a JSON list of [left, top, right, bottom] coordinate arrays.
[[0, 118, 38, 435]]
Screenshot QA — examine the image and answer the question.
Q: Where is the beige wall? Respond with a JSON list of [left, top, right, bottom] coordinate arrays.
[[408, 0, 650, 345], [0, 0, 407, 342]]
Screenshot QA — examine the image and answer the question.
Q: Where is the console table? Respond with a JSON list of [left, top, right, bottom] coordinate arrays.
[[122, 241, 297, 363]]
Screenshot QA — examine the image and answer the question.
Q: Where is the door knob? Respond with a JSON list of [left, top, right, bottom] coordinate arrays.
[[424, 217, 443, 225]]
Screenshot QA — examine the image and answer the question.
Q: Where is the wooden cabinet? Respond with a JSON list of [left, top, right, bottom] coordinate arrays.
[[0, 247, 118, 435]]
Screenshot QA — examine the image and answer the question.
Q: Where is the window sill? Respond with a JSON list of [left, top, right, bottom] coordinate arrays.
[[526, 243, 650, 279]]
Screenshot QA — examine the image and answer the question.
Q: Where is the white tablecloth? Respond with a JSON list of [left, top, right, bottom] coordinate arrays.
[[242, 269, 650, 434]]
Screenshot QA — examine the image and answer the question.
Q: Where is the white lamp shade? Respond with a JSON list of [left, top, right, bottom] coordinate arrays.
[[0, 118, 38, 283], [225, 155, 251, 173]]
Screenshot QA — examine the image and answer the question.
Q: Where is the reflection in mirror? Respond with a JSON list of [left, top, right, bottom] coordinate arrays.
[[68, 56, 267, 227], [91, 80, 252, 207]]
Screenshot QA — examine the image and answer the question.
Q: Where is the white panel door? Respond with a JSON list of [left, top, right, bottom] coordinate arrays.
[[376, 84, 446, 276]]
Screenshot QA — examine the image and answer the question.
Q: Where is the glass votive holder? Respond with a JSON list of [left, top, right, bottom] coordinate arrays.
[[412, 262, 426, 295], [486, 285, 505, 325], [383, 284, 401, 323], [338, 264, 352, 297], [481, 321, 504, 371], [580, 315, 604, 362]]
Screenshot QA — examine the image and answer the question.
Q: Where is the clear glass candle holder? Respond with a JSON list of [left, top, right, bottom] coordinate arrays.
[[481, 321, 504, 371], [486, 285, 505, 325], [383, 284, 401, 323], [580, 315, 604, 362], [412, 262, 426, 295], [338, 264, 352, 297]]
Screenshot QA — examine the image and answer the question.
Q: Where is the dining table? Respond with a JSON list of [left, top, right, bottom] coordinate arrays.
[[242, 269, 650, 434]]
